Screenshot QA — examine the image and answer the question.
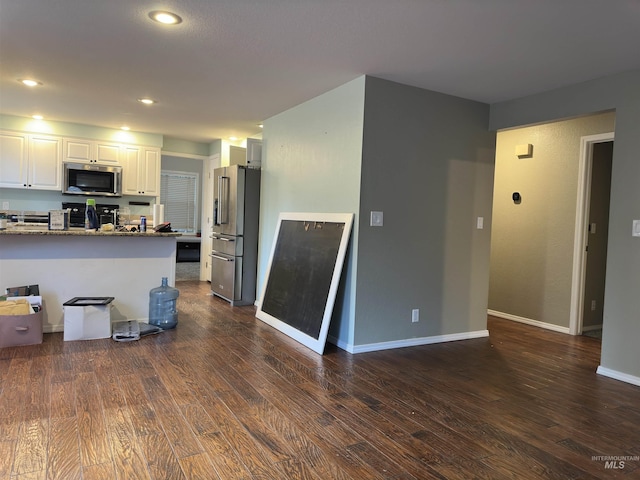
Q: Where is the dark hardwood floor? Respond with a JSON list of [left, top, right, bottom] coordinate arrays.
[[1, 280, 639, 479]]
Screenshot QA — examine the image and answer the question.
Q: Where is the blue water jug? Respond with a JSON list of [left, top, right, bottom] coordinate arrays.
[[148, 277, 179, 329]]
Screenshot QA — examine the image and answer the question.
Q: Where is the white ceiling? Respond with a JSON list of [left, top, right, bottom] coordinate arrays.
[[1, 0, 639, 144]]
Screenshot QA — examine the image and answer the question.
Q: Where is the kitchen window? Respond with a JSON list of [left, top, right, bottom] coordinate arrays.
[[160, 170, 199, 233]]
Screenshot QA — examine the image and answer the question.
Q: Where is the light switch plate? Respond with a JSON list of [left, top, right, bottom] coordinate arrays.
[[477, 217, 484, 229], [633, 220, 640, 237], [370, 211, 383, 227]]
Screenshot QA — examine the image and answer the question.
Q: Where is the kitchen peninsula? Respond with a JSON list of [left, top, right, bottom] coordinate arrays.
[[0, 229, 181, 333]]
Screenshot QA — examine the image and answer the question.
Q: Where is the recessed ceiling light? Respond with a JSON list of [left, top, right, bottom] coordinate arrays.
[[149, 11, 182, 25], [19, 79, 42, 87], [121, 125, 130, 131], [229, 136, 238, 141], [32, 115, 44, 120], [138, 98, 156, 105], [258, 124, 264, 128]]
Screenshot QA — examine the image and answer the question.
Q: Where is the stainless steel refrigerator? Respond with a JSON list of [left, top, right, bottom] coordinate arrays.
[[210, 165, 261, 306]]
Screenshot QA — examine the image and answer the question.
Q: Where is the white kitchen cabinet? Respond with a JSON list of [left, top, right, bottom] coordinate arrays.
[[0, 132, 62, 190], [63, 138, 121, 165], [121, 146, 160, 196], [227, 140, 262, 168], [246, 138, 262, 168]]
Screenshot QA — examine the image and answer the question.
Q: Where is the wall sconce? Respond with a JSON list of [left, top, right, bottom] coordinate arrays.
[[515, 144, 533, 158]]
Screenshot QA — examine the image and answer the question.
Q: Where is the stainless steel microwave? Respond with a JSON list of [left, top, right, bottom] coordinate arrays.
[[63, 162, 122, 197]]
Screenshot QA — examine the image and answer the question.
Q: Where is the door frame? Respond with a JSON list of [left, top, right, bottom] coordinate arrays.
[[569, 132, 614, 335]]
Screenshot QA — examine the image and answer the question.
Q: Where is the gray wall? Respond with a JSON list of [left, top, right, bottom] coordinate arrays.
[[356, 77, 495, 345], [259, 76, 495, 351], [490, 69, 640, 381], [489, 113, 615, 329]]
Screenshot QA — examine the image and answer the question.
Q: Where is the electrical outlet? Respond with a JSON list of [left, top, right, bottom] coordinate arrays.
[[411, 309, 419, 323], [2, 202, 9, 210], [591, 300, 596, 311]]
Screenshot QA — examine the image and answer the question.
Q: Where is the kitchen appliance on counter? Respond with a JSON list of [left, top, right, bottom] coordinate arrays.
[[5, 212, 49, 225], [63, 202, 119, 228], [210, 165, 261, 306]]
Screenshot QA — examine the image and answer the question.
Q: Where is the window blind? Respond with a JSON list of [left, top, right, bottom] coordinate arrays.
[[160, 171, 198, 233]]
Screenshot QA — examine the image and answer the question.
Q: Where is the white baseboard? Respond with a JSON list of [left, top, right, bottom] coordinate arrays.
[[488, 309, 570, 334], [328, 329, 489, 354], [596, 366, 640, 387]]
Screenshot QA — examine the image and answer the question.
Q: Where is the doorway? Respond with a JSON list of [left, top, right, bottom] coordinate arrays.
[[569, 134, 615, 336], [488, 113, 616, 336]]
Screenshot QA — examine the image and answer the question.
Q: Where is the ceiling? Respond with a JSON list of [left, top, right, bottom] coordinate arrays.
[[1, 0, 639, 144]]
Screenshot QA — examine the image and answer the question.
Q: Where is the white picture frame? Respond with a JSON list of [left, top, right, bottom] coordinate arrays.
[[256, 212, 353, 354]]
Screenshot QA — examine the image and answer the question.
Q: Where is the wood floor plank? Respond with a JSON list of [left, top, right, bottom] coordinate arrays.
[[12, 418, 48, 476], [46, 416, 81, 480], [74, 372, 111, 467], [0, 358, 30, 442], [102, 405, 151, 480], [2, 282, 639, 479], [137, 432, 187, 480], [118, 373, 163, 438], [140, 376, 203, 459], [81, 462, 116, 480], [178, 453, 220, 480], [49, 380, 75, 419], [179, 403, 218, 437], [146, 347, 199, 406], [49, 353, 73, 384], [196, 431, 253, 479], [0, 439, 15, 477]]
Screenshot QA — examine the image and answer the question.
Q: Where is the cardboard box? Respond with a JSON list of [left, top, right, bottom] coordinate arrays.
[[63, 297, 114, 341], [0, 307, 43, 348]]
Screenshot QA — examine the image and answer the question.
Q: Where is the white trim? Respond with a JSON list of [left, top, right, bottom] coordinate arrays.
[[596, 366, 640, 387], [161, 150, 209, 160], [488, 309, 570, 334], [569, 132, 614, 335], [328, 330, 489, 354]]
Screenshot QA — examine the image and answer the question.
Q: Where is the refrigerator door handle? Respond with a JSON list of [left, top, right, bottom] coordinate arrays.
[[217, 175, 230, 225], [210, 253, 235, 262], [210, 234, 234, 242]]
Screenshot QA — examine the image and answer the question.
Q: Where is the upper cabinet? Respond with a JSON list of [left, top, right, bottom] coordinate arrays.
[[246, 138, 262, 168], [63, 138, 121, 165], [1, 130, 161, 195], [228, 139, 262, 168], [121, 146, 160, 196], [0, 131, 62, 190]]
